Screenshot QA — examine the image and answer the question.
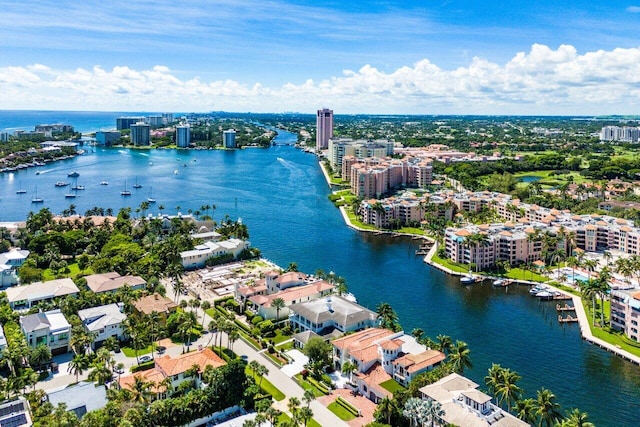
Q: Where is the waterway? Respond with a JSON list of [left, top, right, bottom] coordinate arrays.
[[0, 113, 638, 425]]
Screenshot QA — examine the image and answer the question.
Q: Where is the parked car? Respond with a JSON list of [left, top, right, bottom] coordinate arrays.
[[139, 355, 153, 363]]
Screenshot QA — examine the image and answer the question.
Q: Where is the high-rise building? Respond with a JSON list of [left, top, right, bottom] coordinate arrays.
[[130, 122, 150, 146], [146, 116, 163, 127], [316, 108, 334, 151], [116, 117, 144, 130], [95, 131, 121, 146], [162, 113, 174, 125], [0, 132, 9, 142], [223, 129, 236, 148], [176, 124, 191, 148]]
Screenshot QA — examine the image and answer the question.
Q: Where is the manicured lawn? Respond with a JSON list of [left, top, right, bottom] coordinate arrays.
[[380, 378, 405, 394], [122, 344, 154, 357], [276, 340, 295, 351], [431, 253, 547, 283], [42, 262, 92, 281], [345, 210, 377, 230], [582, 299, 640, 358], [503, 268, 547, 283], [245, 366, 286, 401], [327, 401, 357, 421], [270, 328, 293, 345], [294, 374, 326, 397], [430, 252, 469, 273]]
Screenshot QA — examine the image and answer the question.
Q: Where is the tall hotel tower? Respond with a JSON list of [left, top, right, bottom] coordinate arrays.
[[316, 108, 333, 151]]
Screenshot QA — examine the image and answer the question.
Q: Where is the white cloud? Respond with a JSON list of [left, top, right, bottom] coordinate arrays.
[[626, 6, 640, 13], [2, 44, 640, 115]]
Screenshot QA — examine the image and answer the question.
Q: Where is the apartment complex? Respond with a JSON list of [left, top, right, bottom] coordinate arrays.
[[223, 129, 236, 148], [116, 117, 145, 130], [611, 290, 640, 342], [176, 124, 191, 148], [95, 131, 121, 146], [130, 122, 151, 146], [346, 156, 433, 198], [328, 138, 394, 171], [316, 108, 333, 150], [600, 125, 640, 142]]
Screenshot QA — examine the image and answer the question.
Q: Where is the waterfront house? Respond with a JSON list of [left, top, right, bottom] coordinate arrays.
[[419, 373, 530, 427], [84, 272, 146, 294], [132, 293, 178, 321], [6, 278, 80, 309], [118, 348, 225, 399], [180, 238, 249, 270], [78, 303, 127, 349], [0, 248, 29, 288], [332, 328, 445, 402], [19, 309, 71, 355], [47, 382, 107, 419], [248, 281, 334, 320], [289, 295, 377, 346]]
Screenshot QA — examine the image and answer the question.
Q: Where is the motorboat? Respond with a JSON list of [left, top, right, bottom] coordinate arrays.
[[535, 290, 554, 300], [492, 278, 508, 287], [67, 171, 80, 178], [71, 185, 85, 191], [65, 193, 76, 198], [460, 273, 476, 285], [529, 285, 547, 295], [55, 181, 69, 187], [16, 189, 27, 194], [100, 181, 109, 185]]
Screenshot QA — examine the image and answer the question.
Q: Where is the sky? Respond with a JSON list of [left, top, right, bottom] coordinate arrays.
[[1, 0, 640, 115]]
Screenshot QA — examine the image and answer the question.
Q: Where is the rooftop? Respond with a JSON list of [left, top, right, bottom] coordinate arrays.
[[84, 272, 146, 293], [6, 278, 80, 303]]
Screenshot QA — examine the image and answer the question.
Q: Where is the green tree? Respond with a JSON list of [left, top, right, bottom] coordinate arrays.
[[448, 340, 472, 374], [535, 388, 563, 427], [271, 297, 285, 323]]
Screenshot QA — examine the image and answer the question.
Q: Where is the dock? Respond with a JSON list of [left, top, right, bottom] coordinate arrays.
[[558, 315, 579, 323], [553, 294, 572, 301], [556, 303, 576, 312]]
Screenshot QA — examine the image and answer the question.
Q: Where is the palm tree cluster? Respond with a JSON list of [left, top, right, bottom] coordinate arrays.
[[402, 397, 445, 427]]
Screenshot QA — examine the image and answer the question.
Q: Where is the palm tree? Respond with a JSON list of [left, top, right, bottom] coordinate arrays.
[[297, 406, 313, 426], [375, 396, 396, 425], [287, 396, 301, 423], [271, 297, 285, 323], [130, 376, 153, 404], [341, 360, 358, 382], [303, 389, 315, 408], [67, 354, 89, 383], [465, 232, 490, 272], [596, 266, 612, 326], [376, 302, 400, 331], [424, 399, 445, 427], [448, 340, 472, 374], [200, 301, 211, 328], [513, 398, 537, 424], [485, 363, 503, 395], [580, 279, 599, 326], [535, 388, 563, 427], [403, 397, 427, 427], [563, 408, 595, 427], [435, 334, 453, 355], [495, 368, 521, 410]]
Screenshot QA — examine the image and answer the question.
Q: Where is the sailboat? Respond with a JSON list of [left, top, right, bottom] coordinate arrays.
[[121, 180, 131, 196], [133, 176, 142, 189], [16, 180, 27, 194], [147, 187, 156, 203], [31, 187, 43, 203]]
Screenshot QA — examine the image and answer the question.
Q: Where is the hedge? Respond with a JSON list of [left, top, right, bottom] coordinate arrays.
[[336, 396, 359, 417], [131, 361, 155, 373]]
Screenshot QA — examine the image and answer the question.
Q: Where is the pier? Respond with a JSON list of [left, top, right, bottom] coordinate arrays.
[[558, 315, 578, 323], [556, 303, 575, 312]]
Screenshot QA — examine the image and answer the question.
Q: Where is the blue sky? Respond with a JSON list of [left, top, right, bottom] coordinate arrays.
[[1, 0, 640, 114]]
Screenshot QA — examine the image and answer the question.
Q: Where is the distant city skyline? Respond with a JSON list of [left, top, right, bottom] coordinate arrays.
[[1, 1, 640, 114]]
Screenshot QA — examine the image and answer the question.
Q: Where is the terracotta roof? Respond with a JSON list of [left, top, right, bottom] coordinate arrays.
[[133, 294, 178, 315], [392, 349, 446, 374], [333, 328, 394, 352], [118, 369, 167, 393], [155, 348, 225, 377], [455, 229, 471, 237], [355, 362, 392, 399], [249, 281, 334, 307], [380, 339, 403, 351]]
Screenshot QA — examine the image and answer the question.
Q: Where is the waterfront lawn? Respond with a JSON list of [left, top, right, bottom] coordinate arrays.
[[327, 401, 357, 421], [245, 366, 286, 401], [502, 268, 547, 283], [380, 378, 405, 394], [345, 210, 378, 230], [582, 298, 640, 358], [431, 252, 469, 273], [430, 253, 547, 282]]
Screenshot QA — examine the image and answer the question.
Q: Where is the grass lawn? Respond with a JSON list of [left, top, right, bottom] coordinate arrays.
[[327, 401, 357, 421], [276, 340, 295, 351], [294, 374, 327, 397], [345, 210, 377, 230], [503, 268, 547, 283], [42, 262, 93, 281], [246, 366, 286, 401], [270, 328, 293, 345], [431, 253, 547, 283], [380, 378, 405, 394], [581, 299, 640, 358], [430, 252, 470, 273], [122, 344, 154, 357]]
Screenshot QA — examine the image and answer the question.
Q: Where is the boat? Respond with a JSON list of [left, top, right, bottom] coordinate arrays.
[[71, 185, 85, 191], [460, 272, 476, 285], [31, 187, 43, 204], [342, 292, 358, 303], [147, 187, 156, 203], [64, 193, 76, 198], [492, 278, 509, 287], [100, 181, 109, 186], [16, 189, 27, 194], [535, 290, 554, 300], [67, 171, 80, 178], [55, 181, 69, 187], [121, 181, 131, 196], [133, 176, 142, 189], [174, 169, 178, 175]]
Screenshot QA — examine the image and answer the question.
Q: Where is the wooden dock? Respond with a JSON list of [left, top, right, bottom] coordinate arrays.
[[558, 314, 579, 323], [553, 294, 572, 301], [556, 303, 576, 312]]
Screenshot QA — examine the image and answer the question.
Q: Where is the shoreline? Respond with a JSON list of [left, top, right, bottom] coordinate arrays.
[[322, 162, 640, 367]]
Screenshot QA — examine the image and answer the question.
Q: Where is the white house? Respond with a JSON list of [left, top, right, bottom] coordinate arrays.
[[19, 309, 71, 355], [6, 278, 80, 309], [48, 382, 108, 420], [419, 373, 530, 427], [78, 303, 127, 349], [180, 238, 249, 270], [289, 295, 378, 340], [0, 248, 29, 288]]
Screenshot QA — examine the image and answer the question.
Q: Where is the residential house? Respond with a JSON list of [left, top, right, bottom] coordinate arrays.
[[0, 397, 32, 427], [78, 303, 127, 349], [119, 348, 226, 399], [332, 328, 445, 402], [6, 278, 80, 309], [180, 238, 249, 270], [47, 382, 107, 419], [0, 249, 29, 288], [289, 295, 377, 346], [248, 281, 334, 320], [419, 373, 530, 427], [132, 293, 178, 321], [19, 309, 71, 355], [84, 272, 146, 294]]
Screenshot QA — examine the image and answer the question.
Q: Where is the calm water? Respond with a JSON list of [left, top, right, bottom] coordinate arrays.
[[0, 112, 638, 425]]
